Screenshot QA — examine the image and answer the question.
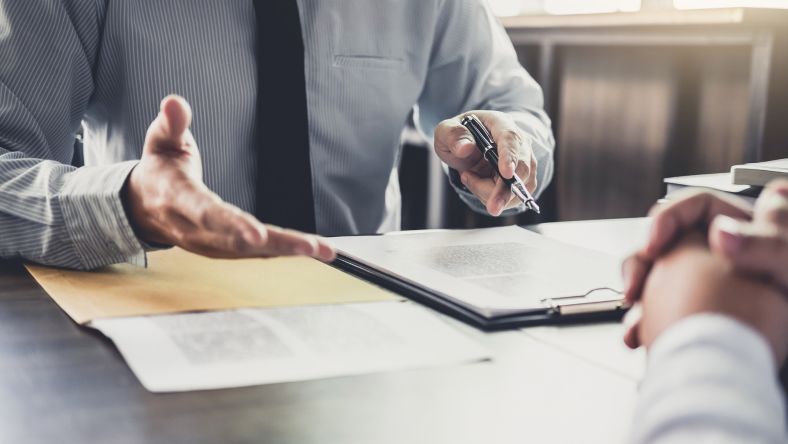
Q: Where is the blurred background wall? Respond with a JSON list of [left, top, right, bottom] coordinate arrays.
[[399, 0, 788, 230]]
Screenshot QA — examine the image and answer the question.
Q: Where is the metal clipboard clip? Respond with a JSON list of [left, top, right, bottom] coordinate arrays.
[[543, 288, 624, 316]]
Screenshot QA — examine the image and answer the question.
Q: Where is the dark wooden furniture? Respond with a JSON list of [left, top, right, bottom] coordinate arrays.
[[0, 219, 650, 444]]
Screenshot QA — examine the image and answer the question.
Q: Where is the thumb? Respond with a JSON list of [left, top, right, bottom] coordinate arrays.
[[160, 94, 192, 138], [434, 118, 477, 160], [145, 95, 193, 153]]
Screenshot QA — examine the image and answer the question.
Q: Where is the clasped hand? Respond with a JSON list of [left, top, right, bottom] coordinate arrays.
[[622, 179, 788, 361]]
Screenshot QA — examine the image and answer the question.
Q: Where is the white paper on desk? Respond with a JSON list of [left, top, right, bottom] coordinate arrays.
[[331, 226, 623, 318], [90, 301, 488, 392]]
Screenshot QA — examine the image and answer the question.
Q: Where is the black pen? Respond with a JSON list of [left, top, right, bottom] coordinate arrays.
[[460, 114, 540, 214]]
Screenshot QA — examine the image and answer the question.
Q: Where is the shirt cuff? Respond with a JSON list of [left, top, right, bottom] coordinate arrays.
[[59, 161, 147, 269]]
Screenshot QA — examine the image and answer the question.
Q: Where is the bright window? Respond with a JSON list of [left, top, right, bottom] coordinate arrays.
[[488, 0, 788, 17]]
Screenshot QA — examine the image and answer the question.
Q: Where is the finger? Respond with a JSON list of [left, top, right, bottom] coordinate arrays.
[[160, 95, 192, 138], [526, 156, 538, 194], [313, 236, 337, 262], [173, 185, 259, 240], [621, 254, 651, 304], [622, 303, 643, 349], [460, 170, 493, 206], [513, 160, 536, 206], [178, 230, 262, 258], [495, 129, 527, 180], [754, 181, 788, 228], [145, 95, 194, 154], [259, 225, 323, 258], [163, 183, 275, 251], [487, 176, 512, 216], [710, 215, 788, 292], [495, 130, 523, 180], [472, 112, 524, 180], [764, 178, 788, 196], [645, 190, 753, 258], [499, 161, 537, 212]]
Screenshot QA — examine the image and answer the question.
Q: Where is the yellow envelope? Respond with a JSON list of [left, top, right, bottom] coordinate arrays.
[[25, 248, 396, 324]]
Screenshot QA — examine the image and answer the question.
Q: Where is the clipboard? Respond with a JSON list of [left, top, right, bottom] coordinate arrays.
[[333, 254, 627, 331]]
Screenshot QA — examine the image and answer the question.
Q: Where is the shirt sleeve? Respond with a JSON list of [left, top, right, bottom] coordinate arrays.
[[630, 313, 787, 444], [0, 1, 145, 270], [415, 0, 555, 215]]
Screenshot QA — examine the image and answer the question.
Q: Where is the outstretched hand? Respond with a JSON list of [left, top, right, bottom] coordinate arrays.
[[122, 95, 335, 261]]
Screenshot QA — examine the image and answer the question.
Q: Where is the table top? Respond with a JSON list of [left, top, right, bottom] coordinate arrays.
[[0, 218, 650, 444]]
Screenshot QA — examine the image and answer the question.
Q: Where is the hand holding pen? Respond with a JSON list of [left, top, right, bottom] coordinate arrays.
[[461, 114, 540, 213], [433, 110, 540, 216]]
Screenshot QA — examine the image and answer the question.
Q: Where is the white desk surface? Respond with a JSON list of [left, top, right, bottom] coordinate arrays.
[[402, 217, 652, 443]]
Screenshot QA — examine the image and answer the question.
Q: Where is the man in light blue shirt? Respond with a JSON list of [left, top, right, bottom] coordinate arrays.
[[0, 0, 554, 270]]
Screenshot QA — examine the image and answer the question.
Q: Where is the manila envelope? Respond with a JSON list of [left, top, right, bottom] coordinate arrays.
[[25, 248, 396, 324]]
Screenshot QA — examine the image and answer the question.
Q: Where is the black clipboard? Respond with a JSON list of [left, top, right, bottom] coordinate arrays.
[[332, 254, 627, 331]]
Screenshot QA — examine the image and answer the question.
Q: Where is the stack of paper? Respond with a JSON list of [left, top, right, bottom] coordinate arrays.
[[93, 302, 487, 392], [26, 248, 487, 392]]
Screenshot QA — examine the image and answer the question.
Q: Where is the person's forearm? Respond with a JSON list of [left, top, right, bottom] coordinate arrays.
[[0, 149, 146, 269], [416, 0, 555, 214], [630, 313, 787, 444], [0, 1, 145, 269]]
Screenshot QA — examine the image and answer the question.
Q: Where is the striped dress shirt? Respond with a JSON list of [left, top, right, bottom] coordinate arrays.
[[0, 0, 554, 270]]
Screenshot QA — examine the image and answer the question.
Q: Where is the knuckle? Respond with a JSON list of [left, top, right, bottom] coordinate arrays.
[[170, 229, 187, 244], [776, 233, 788, 253], [144, 124, 158, 142], [197, 207, 213, 227], [501, 129, 523, 147], [767, 178, 788, 191], [150, 194, 169, 214], [741, 232, 779, 257], [763, 206, 788, 227], [229, 234, 247, 252], [449, 125, 470, 141]]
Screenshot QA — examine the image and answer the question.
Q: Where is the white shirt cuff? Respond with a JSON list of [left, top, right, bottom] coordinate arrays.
[[59, 161, 147, 269]]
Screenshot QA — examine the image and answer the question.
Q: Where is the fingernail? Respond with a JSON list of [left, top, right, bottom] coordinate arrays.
[[714, 215, 744, 255], [460, 173, 468, 186]]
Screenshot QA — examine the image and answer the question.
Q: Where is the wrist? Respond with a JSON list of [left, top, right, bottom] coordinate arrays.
[[121, 166, 169, 246]]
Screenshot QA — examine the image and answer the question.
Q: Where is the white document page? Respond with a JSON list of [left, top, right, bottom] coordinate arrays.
[[91, 302, 488, 392], [330, 226, 623, 317]]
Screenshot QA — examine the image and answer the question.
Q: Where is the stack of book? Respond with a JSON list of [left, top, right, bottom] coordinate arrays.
[[663, 158, 788, 205]]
